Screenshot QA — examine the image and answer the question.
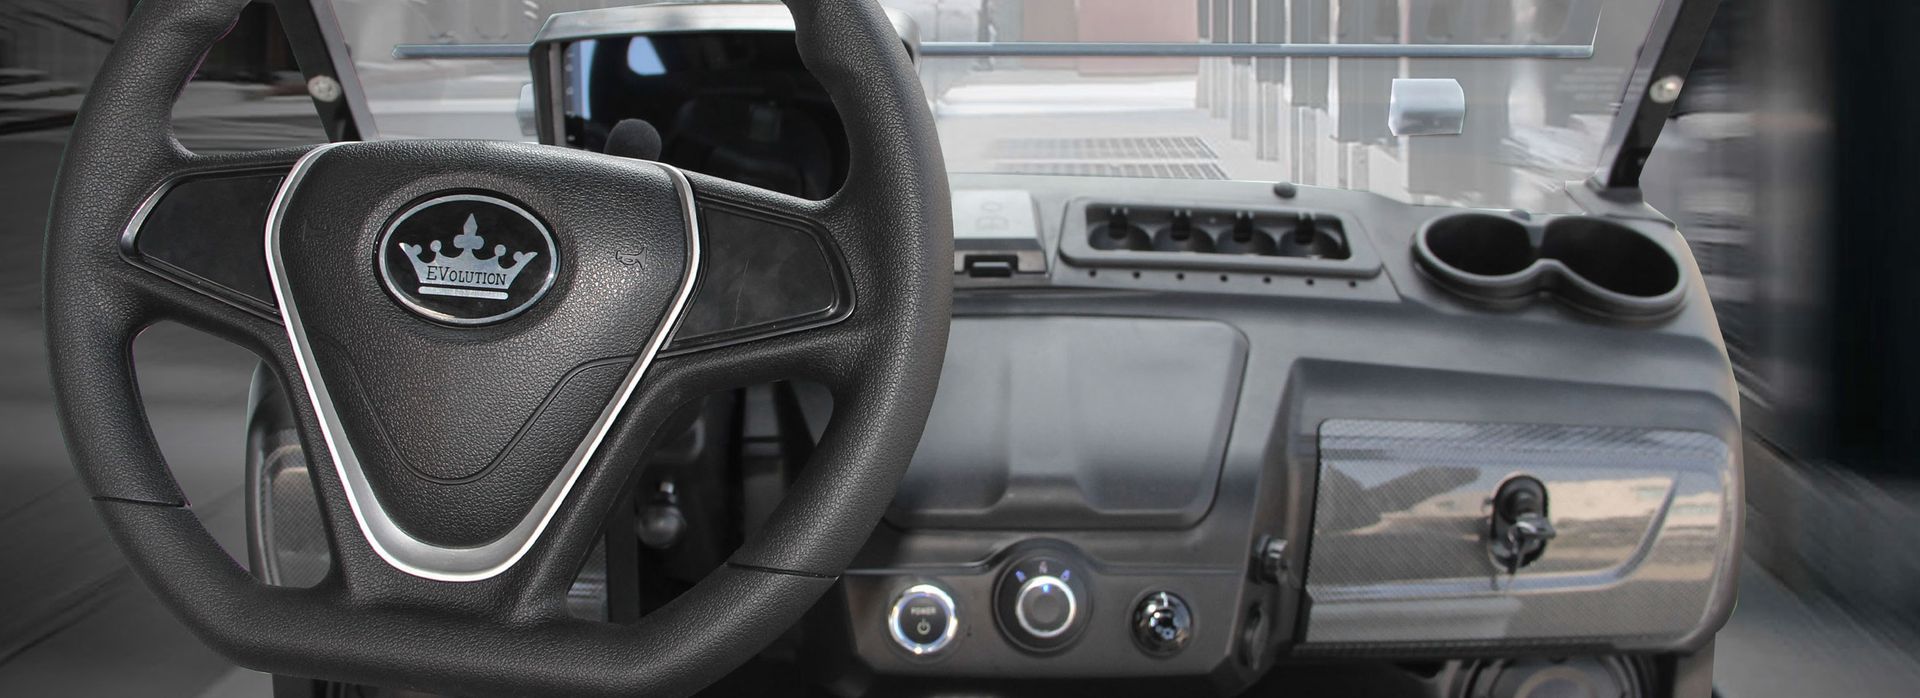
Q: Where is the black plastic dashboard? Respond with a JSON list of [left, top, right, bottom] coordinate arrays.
[[779, 172, 1739, 695], [508, 5, 1740, 694]]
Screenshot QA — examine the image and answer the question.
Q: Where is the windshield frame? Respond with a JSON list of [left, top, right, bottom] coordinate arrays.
[[273, 0, 377, 141], [294, 0, 1724, 203], [1590, 0, 1725, 192]]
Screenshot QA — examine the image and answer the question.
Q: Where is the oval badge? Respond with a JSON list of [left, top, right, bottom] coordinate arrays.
[[378, 194, 558, 325]]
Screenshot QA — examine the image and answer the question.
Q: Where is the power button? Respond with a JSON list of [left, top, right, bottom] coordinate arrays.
[[888, 584, 958, 656]]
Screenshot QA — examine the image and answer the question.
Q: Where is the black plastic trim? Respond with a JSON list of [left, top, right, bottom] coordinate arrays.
[[119, 165, 295, 321]]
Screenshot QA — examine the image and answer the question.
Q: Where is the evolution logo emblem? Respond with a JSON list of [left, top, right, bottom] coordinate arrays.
[[378, 194, 558, 325]]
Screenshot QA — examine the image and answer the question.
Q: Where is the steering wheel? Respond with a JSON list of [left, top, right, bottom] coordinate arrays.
[[42, 0, 950, 695]]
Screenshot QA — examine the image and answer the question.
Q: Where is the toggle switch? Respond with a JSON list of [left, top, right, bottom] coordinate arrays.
[[1154, 209, 1215, 252], [1091, 207, 1150, 250]]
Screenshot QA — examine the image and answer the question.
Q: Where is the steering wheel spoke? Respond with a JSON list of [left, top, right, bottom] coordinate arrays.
[[122, 148, 309, 323], [666, 172, 855, 358], [116, 149, 313, 352], [46, 136, 307, 504]]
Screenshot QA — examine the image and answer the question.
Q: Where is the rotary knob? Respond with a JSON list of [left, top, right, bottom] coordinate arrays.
[[1014, 575, 1077, 639], [995, 556, 1090, 652], [1132, 591, 1193, 655]]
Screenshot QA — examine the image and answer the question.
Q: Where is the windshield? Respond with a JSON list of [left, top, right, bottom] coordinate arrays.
[[332, 0, 1665, 212]]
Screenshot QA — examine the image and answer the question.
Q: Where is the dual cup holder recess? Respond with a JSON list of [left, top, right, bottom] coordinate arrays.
[[1413, 212, 1685, 320], [1089, 206, 1349, 260]]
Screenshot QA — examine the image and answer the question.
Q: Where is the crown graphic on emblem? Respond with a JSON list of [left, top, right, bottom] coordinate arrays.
[[398, 214, 538, 301]]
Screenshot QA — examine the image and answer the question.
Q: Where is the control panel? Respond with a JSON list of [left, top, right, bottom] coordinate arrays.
[[1059, 200, 1367, 278], [819, 173, 1740, 691], [843, 540, 1252, 680], [1085, 205, 1349, 259]]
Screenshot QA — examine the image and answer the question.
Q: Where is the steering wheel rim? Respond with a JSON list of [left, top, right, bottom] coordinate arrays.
[[42, 0, 951, 695]]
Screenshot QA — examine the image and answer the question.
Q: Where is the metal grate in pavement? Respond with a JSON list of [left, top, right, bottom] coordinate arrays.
[[990, 136, 1218, 161], [992, 161, 1229, 180]]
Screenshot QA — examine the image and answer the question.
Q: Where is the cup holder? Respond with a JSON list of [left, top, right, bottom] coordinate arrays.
[[1414, 213, 1684, 319], [1421, 214, 1535, 278], [1540, 218, 1682, 299]]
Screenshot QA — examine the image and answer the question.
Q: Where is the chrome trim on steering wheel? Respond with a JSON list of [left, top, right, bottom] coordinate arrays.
[[263, 142, 703, 582]]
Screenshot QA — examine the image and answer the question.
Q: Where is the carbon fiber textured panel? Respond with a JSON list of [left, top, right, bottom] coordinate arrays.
[[1303, 420, 1735, 651]]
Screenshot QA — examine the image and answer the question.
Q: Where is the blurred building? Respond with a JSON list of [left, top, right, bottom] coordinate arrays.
[[0, 0, 130, 86], [1643, 0, 1920, 650], [0, 0, 300, 83], [0, 0, 305, 135]]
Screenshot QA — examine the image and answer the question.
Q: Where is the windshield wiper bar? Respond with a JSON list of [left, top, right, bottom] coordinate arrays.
[[391, 41, 1591, 61], [392, 43, 528, 59]]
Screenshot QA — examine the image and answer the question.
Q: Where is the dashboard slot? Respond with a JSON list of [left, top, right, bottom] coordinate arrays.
[[1059, 198, 1381, 280], [1084, 204, 1350, 261], [1215, 213, 1278, 255], [1151, 210, 1216, 253], [1090, 207, 1153, 251]]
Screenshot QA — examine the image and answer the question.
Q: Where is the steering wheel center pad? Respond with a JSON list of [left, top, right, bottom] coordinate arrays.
[[273, 141, 695, 554]]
